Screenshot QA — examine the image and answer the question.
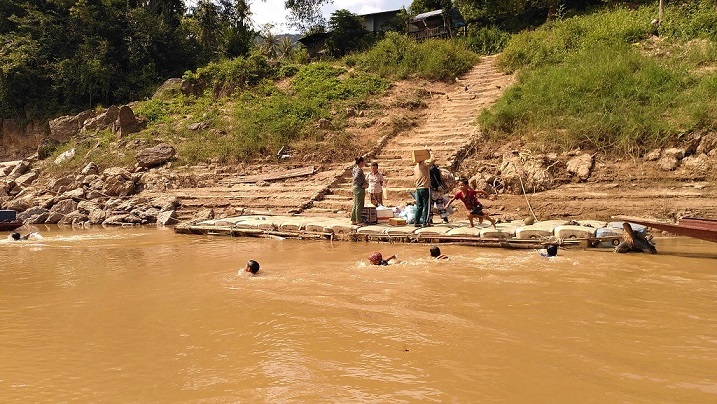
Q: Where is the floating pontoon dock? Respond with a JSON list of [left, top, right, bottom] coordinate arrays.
[[174, 215, 625, 249]]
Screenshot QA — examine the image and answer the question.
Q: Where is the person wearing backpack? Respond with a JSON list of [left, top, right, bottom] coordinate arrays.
[[429, 163, 450, 224]]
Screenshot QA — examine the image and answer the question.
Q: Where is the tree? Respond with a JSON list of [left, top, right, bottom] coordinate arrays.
[[284, 0, 328, 32], [326, 9, 370, 57], [410, 0, 453, 15]]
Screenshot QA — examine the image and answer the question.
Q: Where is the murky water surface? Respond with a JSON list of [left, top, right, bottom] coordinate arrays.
[[1, 227, 716, 402]]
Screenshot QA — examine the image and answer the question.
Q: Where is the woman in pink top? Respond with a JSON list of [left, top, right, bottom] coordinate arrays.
[[367, 162, 385, 206]]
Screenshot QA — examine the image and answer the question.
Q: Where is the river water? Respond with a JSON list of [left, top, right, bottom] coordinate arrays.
[[1, 227, 716, 402]]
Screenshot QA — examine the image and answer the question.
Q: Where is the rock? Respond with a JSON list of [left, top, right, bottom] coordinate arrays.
[[44, 212, 64, 224], [187, 122, 208, 131], [499, 153, 555, 193], [82, 105, 120, 132], [697, 132, 717, 156], [81, 162, 99, 175], [48, 115, 81, 141], [14, 171, 38, 188], [103, 214, 129, 225], [27, 212, 50, 224], [681, 154, 712, 174], [49, 176, 76, 193], [82, 174, 98, 186], [62, 188, 85, 200], [101, 167, 135, 196], [256, 180, 270, 187], [134, 207, 160, 222], [658, 155, 680, 171], [663, 147, 685, 160], [77, 200, 100, 214], [644, 148, 661, 161], [115, 105, 145, 136], [317, 118, 331, 129], [157, 210, 178, 225], [4, 196, 34, 212], [136, 143, 176, 168], [192, 208, 214, 221], [88, 209, 107, 224], [58, 210, 88, 225], [7, 160, 30, 181], [151, 195, 178, 211], [18, 206, 48, 222], [566, 153, 594, 181], [54, 148, 76, 165], [50, 199, 78, 215]]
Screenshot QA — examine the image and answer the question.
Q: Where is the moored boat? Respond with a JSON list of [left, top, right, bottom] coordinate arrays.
[[0, 210, 23, 232], [613, 215, 717, 243]]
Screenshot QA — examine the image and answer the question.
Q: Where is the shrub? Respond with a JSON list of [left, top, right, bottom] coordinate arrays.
[[480, 44, 717, 154], [459, 26, 511, 55], [498, 7, 654, 72], [182, 54, 277, 95], [347, 32, 479, 81]]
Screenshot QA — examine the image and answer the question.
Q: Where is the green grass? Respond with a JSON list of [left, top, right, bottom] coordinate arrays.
[[480, 3, 717, 155], [345, 32, 479, 81], [173, 63, 389, 163]]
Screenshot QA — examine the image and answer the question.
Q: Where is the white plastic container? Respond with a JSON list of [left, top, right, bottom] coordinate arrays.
[[554, 225, 597, 239], [515, 225, 554, 239], [480, 228, 513, 239]]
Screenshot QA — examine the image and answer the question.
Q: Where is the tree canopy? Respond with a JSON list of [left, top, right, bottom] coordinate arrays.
[[0, 0, 256, 120]]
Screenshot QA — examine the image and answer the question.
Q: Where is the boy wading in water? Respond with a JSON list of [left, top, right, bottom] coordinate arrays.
[[447, 179, 497, 228]]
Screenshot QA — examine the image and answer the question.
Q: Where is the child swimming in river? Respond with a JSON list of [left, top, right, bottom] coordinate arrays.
[[240, 260, 260, 275], [368, 252, 396, 266], [430, 246, 449, 260]]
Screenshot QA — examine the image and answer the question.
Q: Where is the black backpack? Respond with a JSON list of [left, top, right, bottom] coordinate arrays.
[[429, 165, 443, 191]]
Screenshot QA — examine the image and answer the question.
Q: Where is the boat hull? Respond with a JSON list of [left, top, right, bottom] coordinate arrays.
[[0, 220, 24, 232], [613, 216, 717, 243]]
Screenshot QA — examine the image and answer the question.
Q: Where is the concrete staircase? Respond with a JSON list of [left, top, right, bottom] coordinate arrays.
[[306, 55, 513, 216]]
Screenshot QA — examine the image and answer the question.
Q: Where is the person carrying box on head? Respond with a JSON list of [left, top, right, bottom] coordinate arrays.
[[413, 148, 434, 228]]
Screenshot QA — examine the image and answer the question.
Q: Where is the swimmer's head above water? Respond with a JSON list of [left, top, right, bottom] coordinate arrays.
[[11, 232, 21, 241], [244, 260, 260, 274]]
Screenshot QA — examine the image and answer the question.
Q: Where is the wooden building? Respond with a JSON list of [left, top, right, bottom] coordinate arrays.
[[408, 8, 467, 40]]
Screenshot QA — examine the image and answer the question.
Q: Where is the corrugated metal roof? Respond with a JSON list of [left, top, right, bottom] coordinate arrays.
[[413, 9, 443, 21]]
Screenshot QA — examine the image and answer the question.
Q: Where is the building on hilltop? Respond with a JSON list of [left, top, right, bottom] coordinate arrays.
[[359, 9, 403, 33], [408, 8, 467, 40]]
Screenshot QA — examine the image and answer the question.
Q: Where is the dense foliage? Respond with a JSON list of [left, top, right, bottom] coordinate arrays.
[[479, 1, 717, 154], [0, 0, 255, 121], [346, 32, 479, 81]]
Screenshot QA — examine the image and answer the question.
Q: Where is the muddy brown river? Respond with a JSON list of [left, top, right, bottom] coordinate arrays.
[[1, 227, 716, 402]]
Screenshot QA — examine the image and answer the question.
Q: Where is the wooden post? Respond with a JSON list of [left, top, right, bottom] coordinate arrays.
[[659, 0, 663, 22]]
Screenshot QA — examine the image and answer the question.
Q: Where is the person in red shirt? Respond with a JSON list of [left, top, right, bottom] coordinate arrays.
[[447, 179, 497, 228]]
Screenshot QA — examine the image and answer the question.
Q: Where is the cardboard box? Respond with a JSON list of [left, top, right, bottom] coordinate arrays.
[[389, 217, 407, 226], [362, 206, 377, 224], [376, 208, 393, 222], [412, 149, 431, 163]]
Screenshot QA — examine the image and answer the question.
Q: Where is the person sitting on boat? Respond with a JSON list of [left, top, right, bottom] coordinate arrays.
[[540, 244, 558, 257], [430, 246, 449, 260], [242, 260, 260, 275], [446, 179, 497, 229], [368, 252, 396, 266], [614, 223, 657, 254]]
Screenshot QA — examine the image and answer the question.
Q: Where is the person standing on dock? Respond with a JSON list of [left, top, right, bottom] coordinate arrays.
[[367, 162, 385, 207], [351, 157, 368, 226], [414, 150, 434, 227]]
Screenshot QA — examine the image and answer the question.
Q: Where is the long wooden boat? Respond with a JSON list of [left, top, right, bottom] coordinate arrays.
[[612, 215, 717, 243], [0, 210, 23, 232]]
